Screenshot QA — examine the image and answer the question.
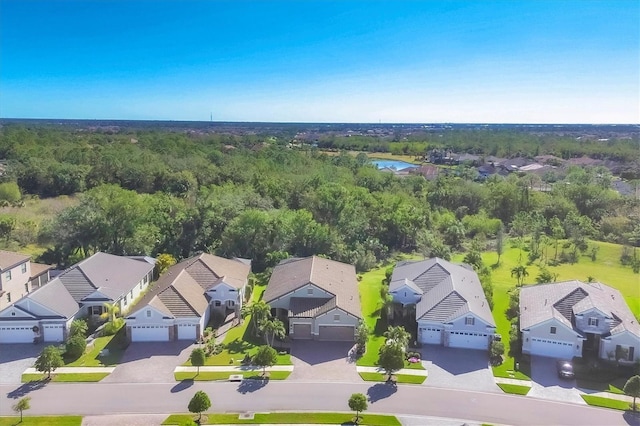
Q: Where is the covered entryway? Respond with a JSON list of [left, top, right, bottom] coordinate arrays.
[[448, 331, 490, 350], [43, 324, 64, 342], [318, 325, 354, 341], [291, 323, 312, 340], [177, 324, 197, 340], [0, 325, 34, 343], [419, 327, 442, 344], [130, 325, 169, 342], [530, 337, 575, 358]]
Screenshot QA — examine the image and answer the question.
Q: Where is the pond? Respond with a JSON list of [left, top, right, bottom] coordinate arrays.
[[371, 159, 418, 170]]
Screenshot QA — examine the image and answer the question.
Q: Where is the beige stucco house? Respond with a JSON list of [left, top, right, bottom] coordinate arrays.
[[0, 250, 53, 311]]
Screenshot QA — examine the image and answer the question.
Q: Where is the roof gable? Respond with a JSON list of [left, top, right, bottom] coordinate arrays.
[[0, 250, 29, 271]]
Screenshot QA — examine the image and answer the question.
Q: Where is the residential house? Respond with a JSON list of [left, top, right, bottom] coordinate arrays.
[[0, 252, 155, 344], [389, 258, 496, 350], [125, 253, 251, 342], [520, 280, 640, 363], [0, 250, 53, 311], [410, 164, 440, 180], [263, 256, 362, 341]]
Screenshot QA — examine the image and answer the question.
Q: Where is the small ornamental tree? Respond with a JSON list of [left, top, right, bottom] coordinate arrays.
[[490, 340, 505, 365], [190, 347, 206, 375], [355, 321, 369, 355], [188, 390, 211, 423], [624, 375, 640, 412], [69, 319, 88, 338], [65, 334, 87, 360], [12, 396, 30, 422], [377, 342, 404, 382], [348, 392, 368, 424], [34, 346, 64, 379], [252, 345, 278, 376]]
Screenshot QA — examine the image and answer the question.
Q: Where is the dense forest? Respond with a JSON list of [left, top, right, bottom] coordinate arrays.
[[0, 125, 638, 277]]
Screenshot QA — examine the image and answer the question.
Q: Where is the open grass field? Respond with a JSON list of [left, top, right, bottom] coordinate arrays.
[[163, 412, 401, 426], [581, 395, 634, 411], [496, 383, 531, 395], [0, 416, 82, 426], [21, 373, 109, 383], [358, 372, 427, 384], [174, 371, 291, 381]]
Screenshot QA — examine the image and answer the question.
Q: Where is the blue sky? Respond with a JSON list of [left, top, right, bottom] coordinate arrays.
[[1, 0, 638, 123]]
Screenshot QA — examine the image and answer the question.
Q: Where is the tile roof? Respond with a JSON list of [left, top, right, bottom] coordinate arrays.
[[520, 280, 640, 337], [264, 256, 361, 319], [289, 297, 336, 318], [29, 262, 54, 279], [0, 250, 29, 271], [390, 258, 495, 326]]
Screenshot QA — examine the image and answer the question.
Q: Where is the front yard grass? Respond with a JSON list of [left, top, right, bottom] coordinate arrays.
[[581, 395, 633, 411], [174, 371, 291, 381], [163, 412, 401, 426], [0, 416, 82, 426], [22, 373, 109, 383], [358, 372, 426, 384], [496, 383, 531, 395]]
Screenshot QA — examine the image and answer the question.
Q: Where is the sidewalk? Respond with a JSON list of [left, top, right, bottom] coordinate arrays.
[[23, 366, 115, 374], [174, 365, 294, 373], [581, 390, 634, 402], [494, 376, 532, 386], [356, 366, 428, 376]]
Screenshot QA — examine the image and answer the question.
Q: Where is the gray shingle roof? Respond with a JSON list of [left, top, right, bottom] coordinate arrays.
[[17, 279, 79, 319], [390, 258, 495, 326], [0, 250, 29, 271], [264, 256, 362, 319], [520, 280, 640, 337]]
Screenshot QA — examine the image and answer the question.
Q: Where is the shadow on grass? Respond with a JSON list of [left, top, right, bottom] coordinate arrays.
[[7, 379, 48, 399], [171, 379, 194, 393], [225, 338, 254, 355], [373, 317, 388, 336], [366, 381, 397, 403], [237, 377, 269, 394]]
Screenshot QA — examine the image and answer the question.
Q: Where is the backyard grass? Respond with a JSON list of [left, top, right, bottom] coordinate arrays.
[[183, 285, 292, 367], [174, 371, 291, 381], [163, 412, 401, 426], [581, 395, 633, 411], [22, 373, 109, 383], [358, 372, 427, 384], [0, 416, 82, 426], [496, 383, 531, 395]]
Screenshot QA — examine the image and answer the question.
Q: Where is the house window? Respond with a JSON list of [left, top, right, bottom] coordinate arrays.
[[146, 310, 151, 318], [90, 306, 102, 315], [123, 296, 128, 306], [214, 300, 221, 307], [465, 317, 474, 326], [616, 345, 634, 361], [21, 263, 27, 274], [550, 327, 557, 334], [333, 314, 340, 321], [588, 317, 599, 327], [6, 293, 11, 303], [24, 283, 30, 293], [4, 271, 11, 281], [307, 288, 313, 295]]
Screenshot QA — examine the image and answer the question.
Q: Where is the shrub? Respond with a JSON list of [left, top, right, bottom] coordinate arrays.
[[102, 318, 124, 336], [69, 319, 88, 338], [0, 182, 21, 203], [65, 335, 87, 359]]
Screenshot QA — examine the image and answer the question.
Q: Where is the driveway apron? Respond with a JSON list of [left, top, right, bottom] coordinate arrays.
[[421, 346, 499, 392], [288, 340, 360, 382], [0, 343, 41, 384], [528, 355, 585, 404], [102, 341, 193, 383]]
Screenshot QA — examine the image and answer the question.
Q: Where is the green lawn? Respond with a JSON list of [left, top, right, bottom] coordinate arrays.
[[0, 416, 82, 426], [174, 371, 291, 381], [581, 395, 634, 411], [163, 412, 401, 426], [22, 373, 109, 383], [65, 328, 126, 367], [358, 372, 426, 384], [496, 383, 531, 395]]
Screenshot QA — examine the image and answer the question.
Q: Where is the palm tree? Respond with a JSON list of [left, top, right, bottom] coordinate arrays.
[[240, 300, 271, 334], [260, 317, 286, 347], [383, 325, 410, 350], [100, 302, 120, 323], [510, 265, 529, 286]]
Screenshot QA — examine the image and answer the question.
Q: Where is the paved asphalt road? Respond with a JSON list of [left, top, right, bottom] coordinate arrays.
[[1, 381, 637, 426]]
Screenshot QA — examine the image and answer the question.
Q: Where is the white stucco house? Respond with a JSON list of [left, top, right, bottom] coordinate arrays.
[[0, 252, 155, 344], [263, 256, 362, 341], [520, 280, 640, 363], [125, 253, 251, 342], [389, 258, 496, 350], [0, 250, 53, 311]]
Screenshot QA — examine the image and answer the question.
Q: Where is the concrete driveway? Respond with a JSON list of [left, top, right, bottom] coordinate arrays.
[[421, 346, 499, 392], [528, 356, 585, 404], [101, 341, 193, 383], [0, 343, 42, 384], [288, 340, 360, 382]]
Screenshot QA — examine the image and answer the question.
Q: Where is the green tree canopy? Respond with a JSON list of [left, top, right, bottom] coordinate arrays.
[[252, 345, 278, 376], [188, 390, 211, 422], [190, 347, 206, 375], [34, 346, 64, 379], [348, 393, 368, 423]]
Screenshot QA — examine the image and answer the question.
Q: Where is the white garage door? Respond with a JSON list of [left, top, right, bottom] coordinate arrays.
[[131, 325, 169, 342], [419, 327, 442, 345], [448, 331, 490, 350], [0, 325, 34, 343], [530, 338, 575, 358], [177, 324, 197, 340], [43, 324, 64, 342]]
